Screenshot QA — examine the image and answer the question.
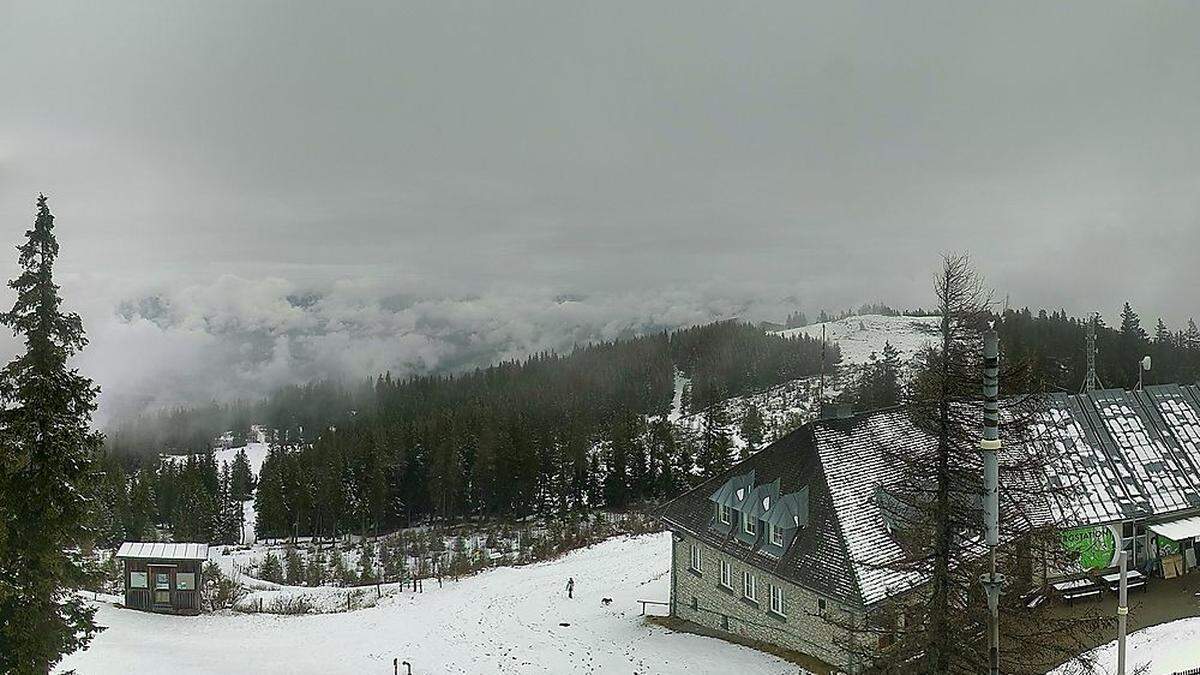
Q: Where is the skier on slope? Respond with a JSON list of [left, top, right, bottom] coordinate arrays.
[[566, 577, 575, 599]]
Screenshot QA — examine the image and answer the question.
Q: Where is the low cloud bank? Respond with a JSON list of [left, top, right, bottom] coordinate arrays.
[[72, 274, 814, 426]]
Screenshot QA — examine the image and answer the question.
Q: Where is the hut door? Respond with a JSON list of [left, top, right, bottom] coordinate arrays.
[[151, 567, 172, 607]]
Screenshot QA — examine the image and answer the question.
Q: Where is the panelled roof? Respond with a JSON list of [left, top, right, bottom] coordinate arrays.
[[1041, 385, 1200, 524], [661, 384, 1200, 609], [116, 542, 210, 561], [661, 426, 864, 606]]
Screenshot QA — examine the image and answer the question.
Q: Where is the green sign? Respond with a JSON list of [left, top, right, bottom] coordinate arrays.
[[1157, 535, 1181, 555], [1061, 526, 1118, 570]]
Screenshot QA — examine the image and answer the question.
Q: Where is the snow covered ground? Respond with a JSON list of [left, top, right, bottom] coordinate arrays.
[[165, 440, 271, 478], [775, 313, 941, 367], [60, 533, 794, 675], [1051, 617, 1200, 674], [671, 314, 938, 451]]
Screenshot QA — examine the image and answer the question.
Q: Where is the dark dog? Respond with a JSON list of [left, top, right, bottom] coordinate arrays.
[[601, 598, 613, 606]]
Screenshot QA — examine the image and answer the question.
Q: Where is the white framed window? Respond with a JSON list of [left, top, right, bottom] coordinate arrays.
[[768, 522, 784, 546], [129, 571, 148, 589], [689, 544, 702, 573], [769, 584, 785, 616], [719, 560, 733, 589], [742, 513, 757, 536], [719, 504, 732, 525], [176, 572, 196, 591], [742, 571, 757, 602]]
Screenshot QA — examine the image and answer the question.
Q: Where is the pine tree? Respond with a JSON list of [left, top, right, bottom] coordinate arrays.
[[254, 445, 287, 542], [695, 403, 732, 479], [304, 547, 326, 587], [259, 551, 284, 584], [358, 539, 377, 583], [874, 341, 903, 408], [230, 448, 254, 501], [378, 538, 394, 583], [1184, 319, 1200, 351], [1154, 318, 1171, 345], [328, 546, 350, 586], [739, 404, 765, 456], [0, 195, 104, 673], [1119, 302, 1148, 342], [284, 546, 303, 585]]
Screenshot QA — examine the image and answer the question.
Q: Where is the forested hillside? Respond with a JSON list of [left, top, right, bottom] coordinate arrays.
[[94, 302, 1200, 547], [97, 321, 836, 545]]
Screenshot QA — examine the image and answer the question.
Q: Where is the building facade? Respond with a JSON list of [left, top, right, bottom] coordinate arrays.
[[116, 542, 209, 615], [660, 384, 1200, 672]]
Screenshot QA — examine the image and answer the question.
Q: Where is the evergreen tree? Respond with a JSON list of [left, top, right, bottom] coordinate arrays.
[[254, 445, 288, 541], [378, 538, 394, 582], [284, 546, 303, 585], [874, 341, 903, 408], [739, 404, 765, 456], [259, 551, 284, 584], [328, 546, 352, 586], [0, 195, 104, 672], [230, 448, 255, 501], [695, 403, 732, 479], [1184, 319, 1200, 350], [1154, 318, 1171, 345], [1119, 302, 1148, 342], [304, 547, 326, 587], [358, 539, 377, 583]]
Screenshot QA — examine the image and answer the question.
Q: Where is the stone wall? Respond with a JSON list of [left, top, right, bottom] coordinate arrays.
[[669, 531, 862, 672]]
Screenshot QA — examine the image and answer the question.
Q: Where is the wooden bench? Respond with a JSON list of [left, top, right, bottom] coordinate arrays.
[[1052, 578, 1102, 604], [1099, 569, 1147, 594]]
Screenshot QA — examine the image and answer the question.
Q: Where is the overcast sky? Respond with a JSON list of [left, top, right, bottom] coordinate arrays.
[[2, 1, 1199, 421]]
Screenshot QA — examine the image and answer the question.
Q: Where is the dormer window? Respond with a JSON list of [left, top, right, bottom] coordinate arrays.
[[743, 512, 757, 536], [718, 504, 732, 525], [768, 522, 783, 547]]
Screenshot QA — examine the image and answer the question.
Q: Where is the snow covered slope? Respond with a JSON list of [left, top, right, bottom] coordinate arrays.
[[671, 315, 940, 451], [1050, 617, 1200, 674], [60, 534, 794, 675], [775, 314, 941, 367], [164, 441, 270, 479]]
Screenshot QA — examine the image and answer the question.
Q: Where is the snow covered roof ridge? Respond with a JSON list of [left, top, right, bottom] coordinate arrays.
[[116, 542, 210, 561]]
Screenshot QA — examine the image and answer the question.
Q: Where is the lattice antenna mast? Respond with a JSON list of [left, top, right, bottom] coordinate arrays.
[[1083, 313, 1101, 393], [817, 323, 827, 404]]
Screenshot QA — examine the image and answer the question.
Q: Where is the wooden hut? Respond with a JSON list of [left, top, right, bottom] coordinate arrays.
[[116, 542, 209, 615]]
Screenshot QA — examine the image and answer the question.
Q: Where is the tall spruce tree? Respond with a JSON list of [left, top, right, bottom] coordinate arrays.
[[738, 404, 765, 457], [835, 255, 1105, 673], [0, 195, 104, 673]]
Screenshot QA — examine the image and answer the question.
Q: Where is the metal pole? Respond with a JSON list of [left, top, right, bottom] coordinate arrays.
[[979, 328, 1004, 675], [1117, 550, 1128, 675]]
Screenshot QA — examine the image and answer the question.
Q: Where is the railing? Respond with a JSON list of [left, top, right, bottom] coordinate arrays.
[[1172, 668, 1200, 675], [637, 599, 670, 616]]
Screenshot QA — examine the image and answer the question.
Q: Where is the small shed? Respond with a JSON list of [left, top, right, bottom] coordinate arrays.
[[116, 542, 209, 615]]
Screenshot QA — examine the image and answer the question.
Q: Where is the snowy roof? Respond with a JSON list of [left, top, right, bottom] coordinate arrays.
[[662, 384, 1200, 609], [1149, 515, 1200, 541], [116, 542, 210, 561]]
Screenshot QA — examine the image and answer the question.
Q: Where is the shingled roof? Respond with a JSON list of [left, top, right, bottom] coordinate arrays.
[[661, 384, 1200, 610]]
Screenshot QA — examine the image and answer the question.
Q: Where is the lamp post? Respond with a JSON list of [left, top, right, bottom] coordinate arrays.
[[1117, 551, 1128, 675]]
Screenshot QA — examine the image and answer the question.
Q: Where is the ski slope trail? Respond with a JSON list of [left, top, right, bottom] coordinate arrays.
[[60, 533, 794, 675]]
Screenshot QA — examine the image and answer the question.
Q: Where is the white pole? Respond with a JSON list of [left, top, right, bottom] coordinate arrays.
[[1117, 550, 1128, 675]]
